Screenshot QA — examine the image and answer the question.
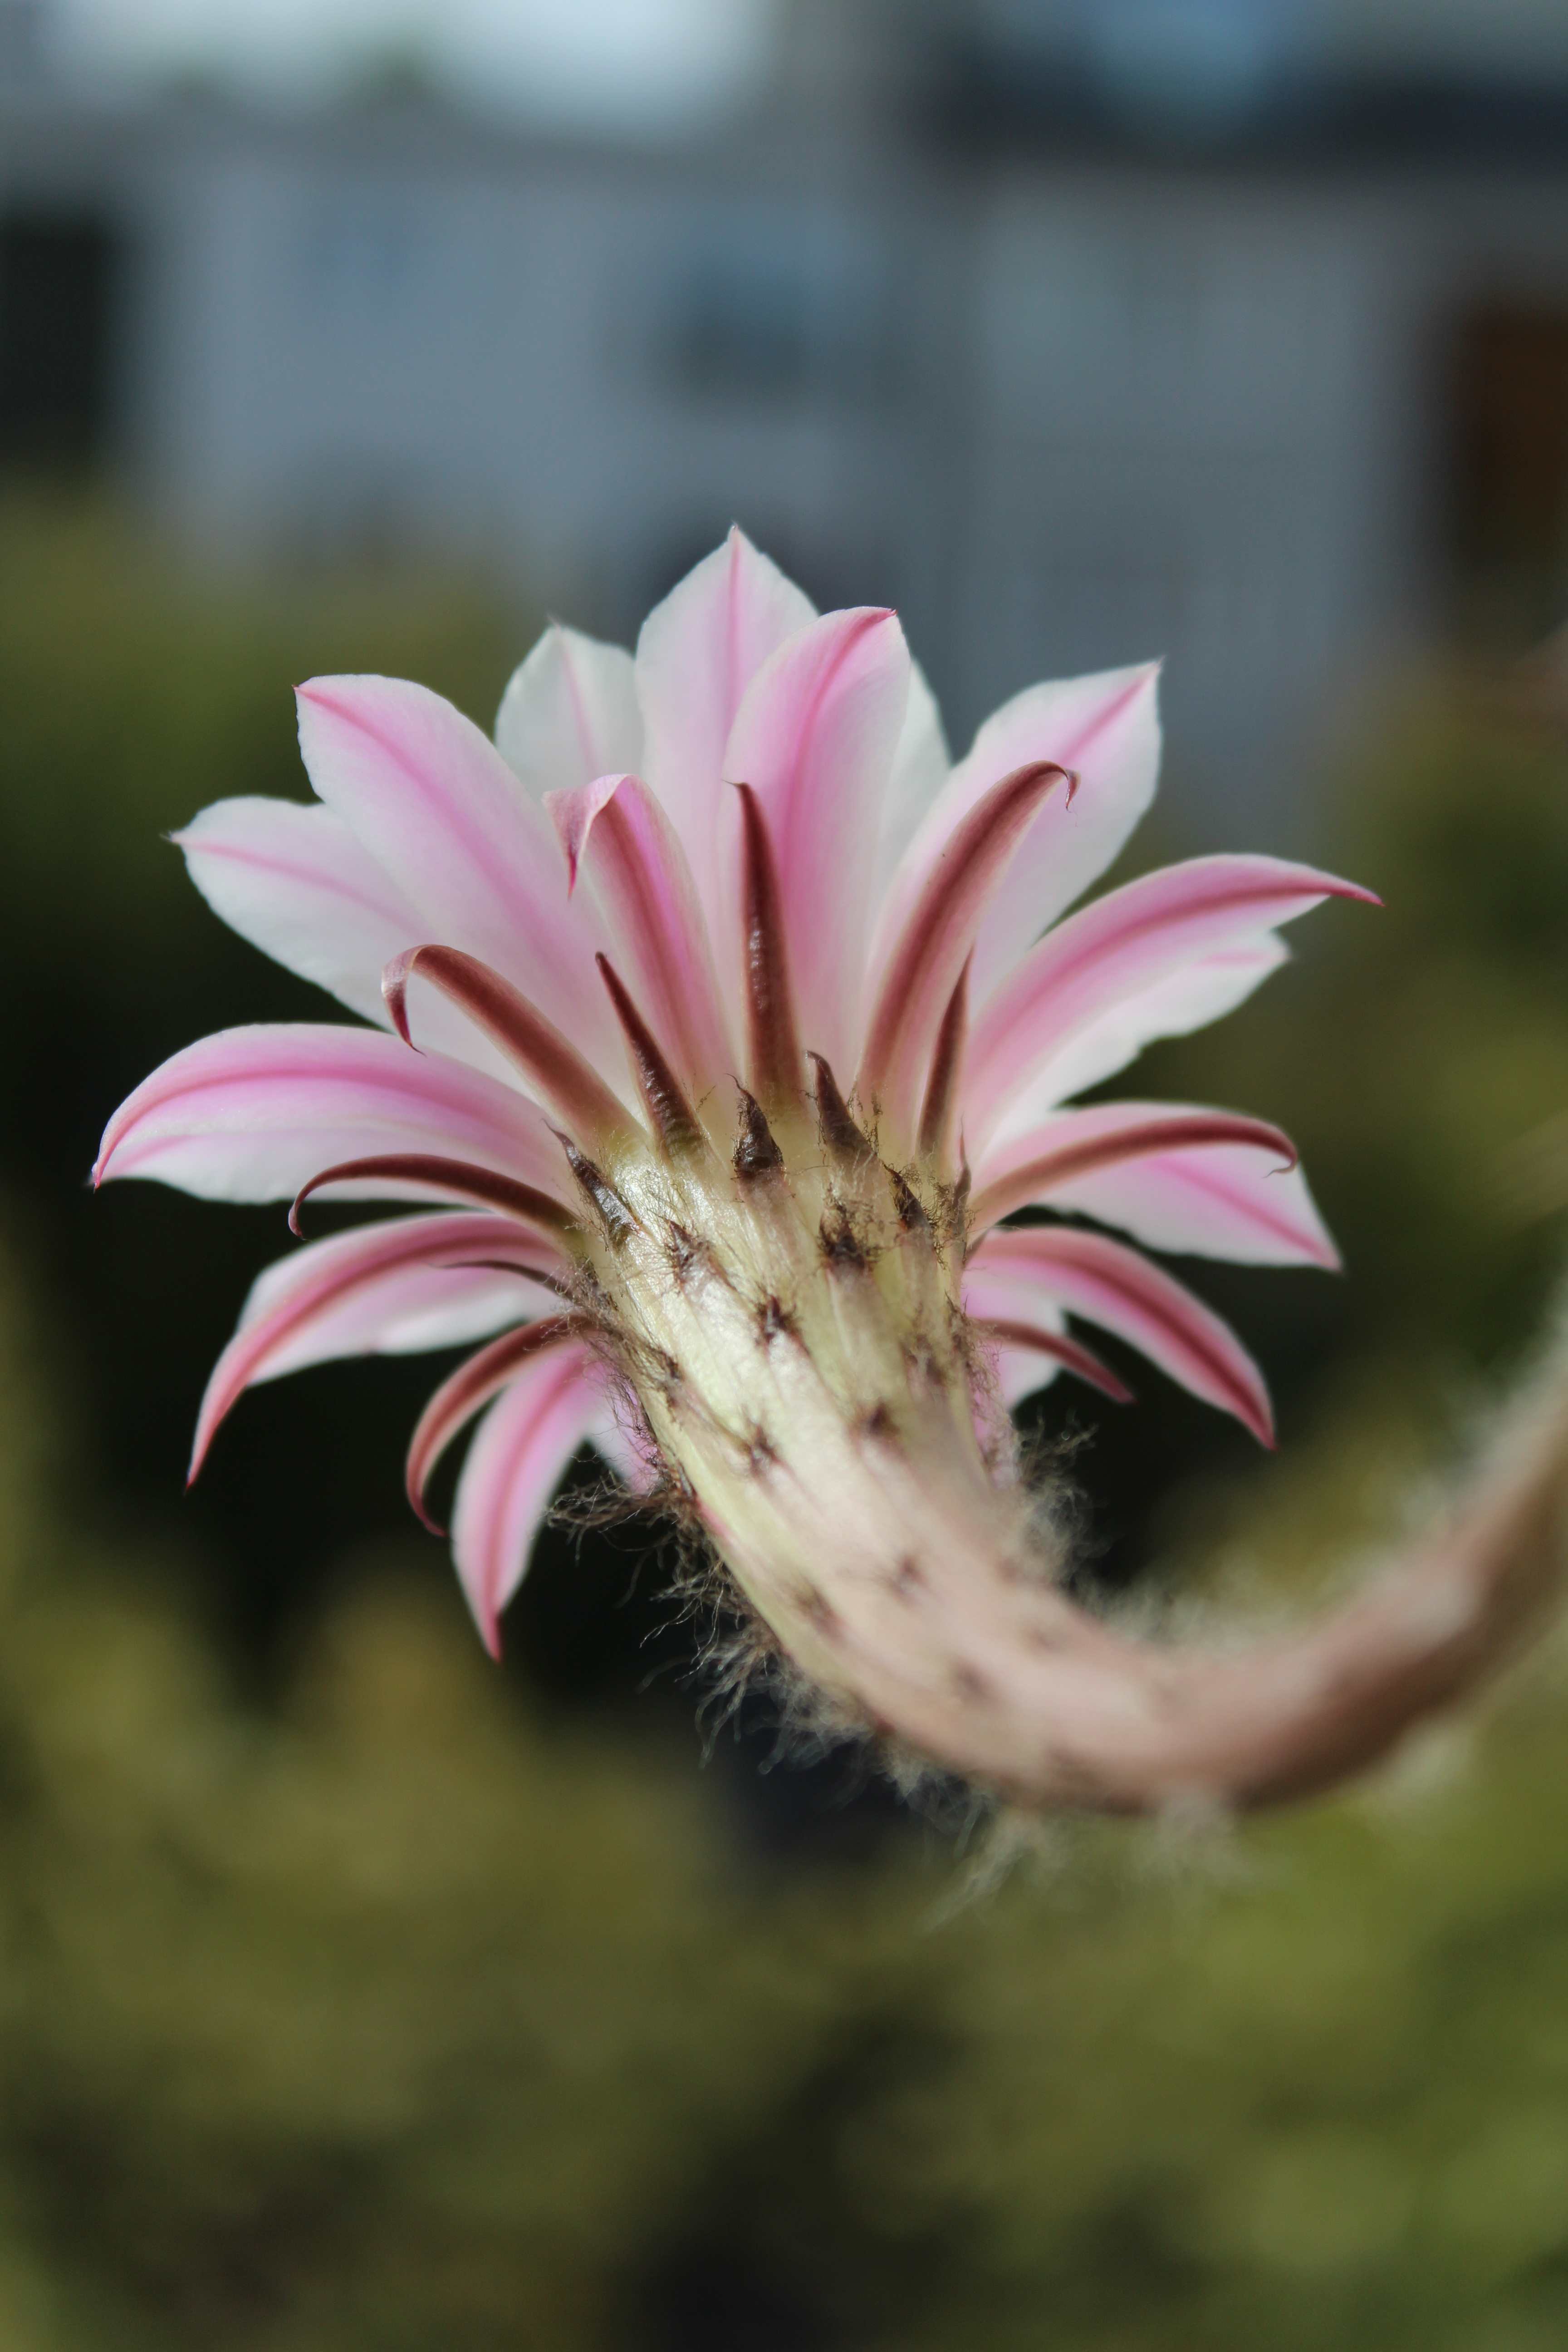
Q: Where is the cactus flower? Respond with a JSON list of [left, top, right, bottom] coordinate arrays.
[[97, 533, 1568, 1813]]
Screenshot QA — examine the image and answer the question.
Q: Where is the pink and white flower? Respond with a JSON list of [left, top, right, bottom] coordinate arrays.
[[98, 529, 1416, 1810]]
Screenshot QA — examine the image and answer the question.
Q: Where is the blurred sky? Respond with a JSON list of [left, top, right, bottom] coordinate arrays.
[[50, 0, 778, 125]]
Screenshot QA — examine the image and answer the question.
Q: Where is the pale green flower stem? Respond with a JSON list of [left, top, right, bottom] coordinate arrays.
[[578, 1112, 1568, 1816]]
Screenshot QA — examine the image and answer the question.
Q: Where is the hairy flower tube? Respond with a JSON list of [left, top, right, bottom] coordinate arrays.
[[98, 532, 1568, 1813]]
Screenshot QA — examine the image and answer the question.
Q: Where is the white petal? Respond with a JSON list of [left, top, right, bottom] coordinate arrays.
[[176, 796, 420, 1029], [873, 657, 951, 896], [634, 527, 815, 929], [495, 622, 642, 797]]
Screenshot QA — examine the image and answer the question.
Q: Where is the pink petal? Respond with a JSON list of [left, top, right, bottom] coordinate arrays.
[[175, 797, 424, 1031], [191, 1212, 561, 1480], [723, 605, 911, 1077], [95, 1024, 572, 1206], [545, 769, 620, 890], [734, 783, 806, 1107], [494, 622, 642, 797], [969, 1101, 1300, 1234], [289, 1155, 574, 1238], [406, 1315, 586, 1531], [451, 1344, 606, 1656], [873, 662, 1161, 1003], [857, 759, 1069, 1147], [383, 945, 632, 1146], [1014, 1121, 1340, 1269], [544, 772, 732, 1100], [635, 528, 815, 925], [295, 675, 617, 1068], [916, 958, 970, 1168], [996, 936, 1290, 1126], [964, 854, 1378, 1149], [974, 1316, 1134, 1405], [966, 1225, 1274, 1444]]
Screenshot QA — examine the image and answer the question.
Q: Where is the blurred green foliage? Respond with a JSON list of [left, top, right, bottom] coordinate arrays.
[[5, 497, 1568, 2345]]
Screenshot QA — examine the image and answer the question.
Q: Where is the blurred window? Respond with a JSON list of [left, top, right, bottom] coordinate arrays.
[[1448, 300, 1568, 641], [298, 194, 416, 317], [1083, 0, 1308, 138], [0, 211, 120, 471], [669, 224, 891, 407]]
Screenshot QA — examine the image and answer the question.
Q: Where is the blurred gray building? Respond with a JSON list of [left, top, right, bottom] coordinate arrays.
[[7, 0, 1568, 838]]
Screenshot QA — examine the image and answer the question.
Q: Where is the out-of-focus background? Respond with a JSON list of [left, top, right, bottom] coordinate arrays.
[[6, 1, 1568, 2345]]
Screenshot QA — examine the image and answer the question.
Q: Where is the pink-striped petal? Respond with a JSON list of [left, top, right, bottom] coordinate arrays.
[[969, 1101, 1299, 1235], [975, 1316, 1134, 1405], [289, 1155, 575, 1238], [965, 1225, 1274, 1444], [993, 1329, 1067, 1410], [964, 854, 1378, 1148], [635, 528, 815, 921], [494, 622, 642, 797], [95, 1024, 572, 1207], [723, 605, 911, 1076], [191, 1212, 561, 1480], [734, 783, 805, 1107], [964, 663, 1162, 994], [544, 772, 732, 1100], [295, 674, 617, 1068], [451, 1342, 605, 1656], [175, 797, 423, 1030], [1000, 1110, 1340, 1268], [384, 945, 632, 1147], [996, 936, 1291, 1125], [406, 1315, 587, 1532], [965, 1289, 1075, 1413], [857, 760, 1069, 1147], [872, 662, 1161, 1002], [545, 769, 620, 889]]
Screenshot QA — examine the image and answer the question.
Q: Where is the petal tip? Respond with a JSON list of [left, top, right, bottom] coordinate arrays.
[[541, 794, 582, 893], [1245, 1394, 1277, 1448], [380, 948, 419, 1046]]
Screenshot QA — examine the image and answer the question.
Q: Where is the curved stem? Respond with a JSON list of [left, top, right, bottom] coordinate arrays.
[[698, 1365, 1568, 1816]]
